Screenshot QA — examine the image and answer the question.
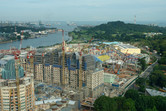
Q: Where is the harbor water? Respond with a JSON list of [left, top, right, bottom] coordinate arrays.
[[0, 22, 75, 50]]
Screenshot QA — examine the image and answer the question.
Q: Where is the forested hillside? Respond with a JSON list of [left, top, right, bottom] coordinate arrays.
[[69, 21, 166, 42]]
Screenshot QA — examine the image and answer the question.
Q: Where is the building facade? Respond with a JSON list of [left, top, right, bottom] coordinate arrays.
[[0, 55, 35, 111], [0, 76, 35, 111]]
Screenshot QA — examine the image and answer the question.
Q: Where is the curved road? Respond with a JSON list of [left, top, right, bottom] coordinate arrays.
[[121, 53, 160, 96], [107, 52, 160, 97]]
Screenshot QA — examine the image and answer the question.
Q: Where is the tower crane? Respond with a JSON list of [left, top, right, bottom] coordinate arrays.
[[14, 55, 21, 111], [62, 29, 65, 85], [26, 52, 36, 109], [26, 53, 30, 73], [78, 44, 83, 90], [20, 31, 24, 50], [29, 53, 34, 73], [26, 52, 34, 74]]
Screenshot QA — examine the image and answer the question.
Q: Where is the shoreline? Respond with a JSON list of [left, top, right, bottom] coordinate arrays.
[[0, 40, 17, 44], [0, 33, 73, 49], [0, 33, 56, 45]]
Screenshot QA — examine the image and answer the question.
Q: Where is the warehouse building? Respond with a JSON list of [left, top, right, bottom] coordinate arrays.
[[115, 44, 141, 54]]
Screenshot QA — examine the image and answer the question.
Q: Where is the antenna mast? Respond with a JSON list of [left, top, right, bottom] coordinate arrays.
[[134, 15, 136, 24]]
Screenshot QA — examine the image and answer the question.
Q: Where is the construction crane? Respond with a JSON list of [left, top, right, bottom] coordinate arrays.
[[26, 52, 36, 109], [14, 55, 21, 111], [78, 44, 83, 90], [20, 31, 24, 50], [26, 53, 30, 72], [9, 89, 12, 111], [124, 49, 129, 69], [29, 53, 34, 74], [26, 52, 34, 74], [62, 29, 65, 85]]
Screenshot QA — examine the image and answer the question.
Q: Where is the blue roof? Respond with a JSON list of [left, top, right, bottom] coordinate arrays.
[[69, 67, 76, 71], [38, 84, 44, 87], [53, 64, 62, 68], [45, 64, 50, 66], [54, 86, 62, 90], [48, 85, 53, 88], [34, 62, 39, 65], [93, 56, 103, 63]]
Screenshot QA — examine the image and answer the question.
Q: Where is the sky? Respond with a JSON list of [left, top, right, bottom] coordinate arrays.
[[0, 0, 166, 22]]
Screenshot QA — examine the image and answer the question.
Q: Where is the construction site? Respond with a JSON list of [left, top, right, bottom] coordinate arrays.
[[0, 29, 151, 111], [0, 55, 35, 111]]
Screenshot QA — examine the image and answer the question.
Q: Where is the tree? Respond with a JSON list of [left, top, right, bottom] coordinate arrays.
[[124, 89, 139, 101], [138, 57, 147, 71], [139, 85, 145, 92], [122, 98, 136, 111], [114, 97, 125, 111], [145, 106, 158, 111], [136, 78, 146, 92], [158, 57, 166, 65], [153, 96, 166, 111], [149, 70, 166, 88], [136, 78, 146, 86], [134, 95, 156, 111], [149, 74, 158, 86], [94, 96, 117, 111], [17, 36, 21, 40]]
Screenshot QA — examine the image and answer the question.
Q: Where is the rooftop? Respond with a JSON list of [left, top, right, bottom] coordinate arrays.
[[0, 60, 7, 66], [1, 55, 14, 61], [146, 88, 166, 97], [117, 44, 139, 49], [102, 42, 120, 45]]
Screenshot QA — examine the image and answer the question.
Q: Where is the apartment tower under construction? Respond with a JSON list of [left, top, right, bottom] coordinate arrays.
[[0, 55, 35, 111]]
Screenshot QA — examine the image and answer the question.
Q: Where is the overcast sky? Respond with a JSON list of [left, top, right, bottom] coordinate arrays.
[[0, 0, 166, 22]]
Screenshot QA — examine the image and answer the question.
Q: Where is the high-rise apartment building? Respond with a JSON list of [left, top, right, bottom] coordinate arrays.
[[0, 55, 35, 111], [87, 69, 104, 98]]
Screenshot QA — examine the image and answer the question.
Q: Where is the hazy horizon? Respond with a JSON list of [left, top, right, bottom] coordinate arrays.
[[0, 0, 166, 22]]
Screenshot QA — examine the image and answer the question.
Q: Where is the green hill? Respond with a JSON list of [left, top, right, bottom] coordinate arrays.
[[69, 21, 166, 42], [92, 21, 166, 34]]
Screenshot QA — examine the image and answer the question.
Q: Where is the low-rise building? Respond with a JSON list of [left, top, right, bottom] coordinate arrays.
[[35, 98, 78, 111], [145, 88, 166, 97], [115, 44, 141, 54]]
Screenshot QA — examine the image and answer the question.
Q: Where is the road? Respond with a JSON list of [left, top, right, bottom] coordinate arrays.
[[108, 52, 160, 97], [120, 53, 159, 96]]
